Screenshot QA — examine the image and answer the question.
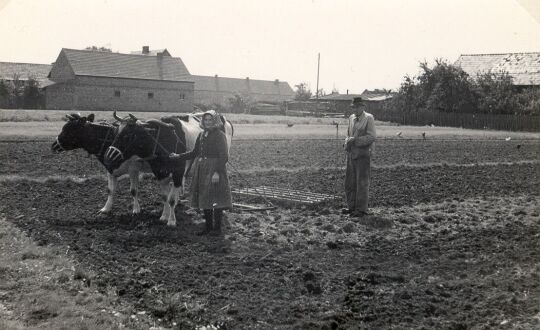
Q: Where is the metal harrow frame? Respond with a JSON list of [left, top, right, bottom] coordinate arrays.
[[232, 185, 340, 205]]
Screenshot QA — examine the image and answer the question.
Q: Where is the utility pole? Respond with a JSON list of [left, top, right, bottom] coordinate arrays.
[[316, 53, 320, 100]]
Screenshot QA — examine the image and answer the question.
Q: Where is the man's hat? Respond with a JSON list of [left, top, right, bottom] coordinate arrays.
[[351, 97, 364, 107]]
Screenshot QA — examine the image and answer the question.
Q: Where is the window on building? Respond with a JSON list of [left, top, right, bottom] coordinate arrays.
[[114, 90, 120, 97], [148, 92, 154, 99], [180, 93, 185, 100]]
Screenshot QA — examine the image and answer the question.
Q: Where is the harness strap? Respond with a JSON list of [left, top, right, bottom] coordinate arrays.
[[97, 128, 112, 157]]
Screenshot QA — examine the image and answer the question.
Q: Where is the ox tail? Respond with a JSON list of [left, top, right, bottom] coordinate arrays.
[[227, 120, 234, 137]]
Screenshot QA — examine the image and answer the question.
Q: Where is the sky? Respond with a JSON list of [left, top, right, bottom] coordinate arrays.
[[0, 0, 539, 94]]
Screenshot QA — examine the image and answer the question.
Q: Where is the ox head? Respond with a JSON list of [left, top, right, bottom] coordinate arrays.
[[51, 113, 95, 152], [104, 112, 156, 170]]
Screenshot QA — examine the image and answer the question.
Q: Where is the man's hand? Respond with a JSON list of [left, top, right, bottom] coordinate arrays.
[[212, 172, 220, 184], [169, 153, 179, 159]]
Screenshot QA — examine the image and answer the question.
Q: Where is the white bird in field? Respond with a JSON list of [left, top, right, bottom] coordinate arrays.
[[505, 137, 511, 141], [396, 131, 402, 137]]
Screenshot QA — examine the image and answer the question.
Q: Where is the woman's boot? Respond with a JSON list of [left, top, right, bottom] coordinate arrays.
[[212, 209, 223, 235], [197, 209, 213, 235]]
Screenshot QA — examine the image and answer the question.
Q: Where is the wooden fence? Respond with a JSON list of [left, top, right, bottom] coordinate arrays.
[[375, 110, 540, 132]]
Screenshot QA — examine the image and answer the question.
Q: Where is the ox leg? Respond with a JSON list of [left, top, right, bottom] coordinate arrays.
[[129, 170, 141, 214], [159, 179, 171, 222], [181, 159, 193, 198], [99, 173, 117, 214], [167, 185, 181, 227]]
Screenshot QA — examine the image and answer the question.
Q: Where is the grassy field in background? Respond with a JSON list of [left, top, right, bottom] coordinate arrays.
[[1, 109, 540, 141], [0, 109, 349, 125]]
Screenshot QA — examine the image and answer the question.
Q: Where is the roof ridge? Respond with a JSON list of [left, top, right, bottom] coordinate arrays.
[[192, 74, 288, 83], [459, 52, 540, 57], [0, 61, 51, 66], [62, 48, 181, 60]]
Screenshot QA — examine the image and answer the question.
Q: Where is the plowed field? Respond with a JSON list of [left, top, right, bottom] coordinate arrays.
[[1, 134, 539, 329]]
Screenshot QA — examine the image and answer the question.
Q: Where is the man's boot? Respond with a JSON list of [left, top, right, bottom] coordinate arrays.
[[197, 210, 213, 235]]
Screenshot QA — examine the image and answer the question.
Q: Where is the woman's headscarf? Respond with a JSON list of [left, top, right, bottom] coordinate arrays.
[[200, 110, 223, 131]]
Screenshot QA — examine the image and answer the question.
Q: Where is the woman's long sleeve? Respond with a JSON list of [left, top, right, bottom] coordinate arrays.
[[173, 134, 201, 160]]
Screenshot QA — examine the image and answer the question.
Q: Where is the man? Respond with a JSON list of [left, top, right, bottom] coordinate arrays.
[[343, 97, 376, 217]]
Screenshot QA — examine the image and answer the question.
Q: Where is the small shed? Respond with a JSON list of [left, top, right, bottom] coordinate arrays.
[[317, 90, 394, 116]]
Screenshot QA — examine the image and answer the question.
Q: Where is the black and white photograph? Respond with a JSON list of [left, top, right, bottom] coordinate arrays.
[[0, 0, 539, 329]]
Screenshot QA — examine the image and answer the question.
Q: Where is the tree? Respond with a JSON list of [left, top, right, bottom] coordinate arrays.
[[7, 73, 24, 108], [294, 83, 312, 101], [85, 46, 112, 52], [474, 71, 516, 114], [228, 92, 254, 114], [23, 77, 44, 109], [419, 59, 477, 113], [0, 80, 9, 108]]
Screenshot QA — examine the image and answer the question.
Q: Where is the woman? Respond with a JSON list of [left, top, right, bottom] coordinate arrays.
[[170, 110, 232, 234]]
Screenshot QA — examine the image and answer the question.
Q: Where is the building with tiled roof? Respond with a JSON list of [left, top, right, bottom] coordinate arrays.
[[2, 46, 295, 111], [46, 48, 194, 112], [455, 52, 540, 86], [0, 62, 53, 87], [191, 74, 294, 106], [128, 46, 294, 106]]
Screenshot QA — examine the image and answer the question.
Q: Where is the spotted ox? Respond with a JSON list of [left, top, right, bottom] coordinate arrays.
[[104, 112, 201, 226], [51, 113, 150, 214]]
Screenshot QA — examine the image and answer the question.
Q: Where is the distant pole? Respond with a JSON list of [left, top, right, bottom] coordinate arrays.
[[316, 53, 320, 100]]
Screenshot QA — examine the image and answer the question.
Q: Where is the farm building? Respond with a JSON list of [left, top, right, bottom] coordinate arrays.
[[190, 75, 295, 107], [0, 62, 54, 87], [455, 52, 540, 89], [1, 46, 295, 111], [45, 48, 194, 112], [316, 90, 394, 116], [129, 46, 294, 107]]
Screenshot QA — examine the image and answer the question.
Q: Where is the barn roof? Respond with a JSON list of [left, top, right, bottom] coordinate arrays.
[[0, 62, 54, 86], [454, 52, 540, 86], [191, 75, 295, 97], [60, 48, 191, 81]]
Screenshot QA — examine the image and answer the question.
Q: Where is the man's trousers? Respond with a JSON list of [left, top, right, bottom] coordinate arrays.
[[345, 155, 371, 212]]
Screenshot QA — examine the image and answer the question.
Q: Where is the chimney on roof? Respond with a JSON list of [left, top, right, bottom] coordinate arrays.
[[215, 74, 218, 78], [346, 89, 349, 95], [274, 79, 279, 84], [142, 46, 149, 55]]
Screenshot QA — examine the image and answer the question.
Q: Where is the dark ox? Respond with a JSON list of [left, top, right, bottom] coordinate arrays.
[[104, 112, 201, 226], [51, 113, 150, 214]]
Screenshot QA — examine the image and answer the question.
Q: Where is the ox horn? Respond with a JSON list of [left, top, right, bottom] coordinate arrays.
[[113, 111, 124, 122], [129, 114, 138, 121]]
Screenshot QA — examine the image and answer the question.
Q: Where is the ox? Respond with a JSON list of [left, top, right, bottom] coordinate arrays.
[[51, 113, 149, 214], [104, 112, 201, 226]]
